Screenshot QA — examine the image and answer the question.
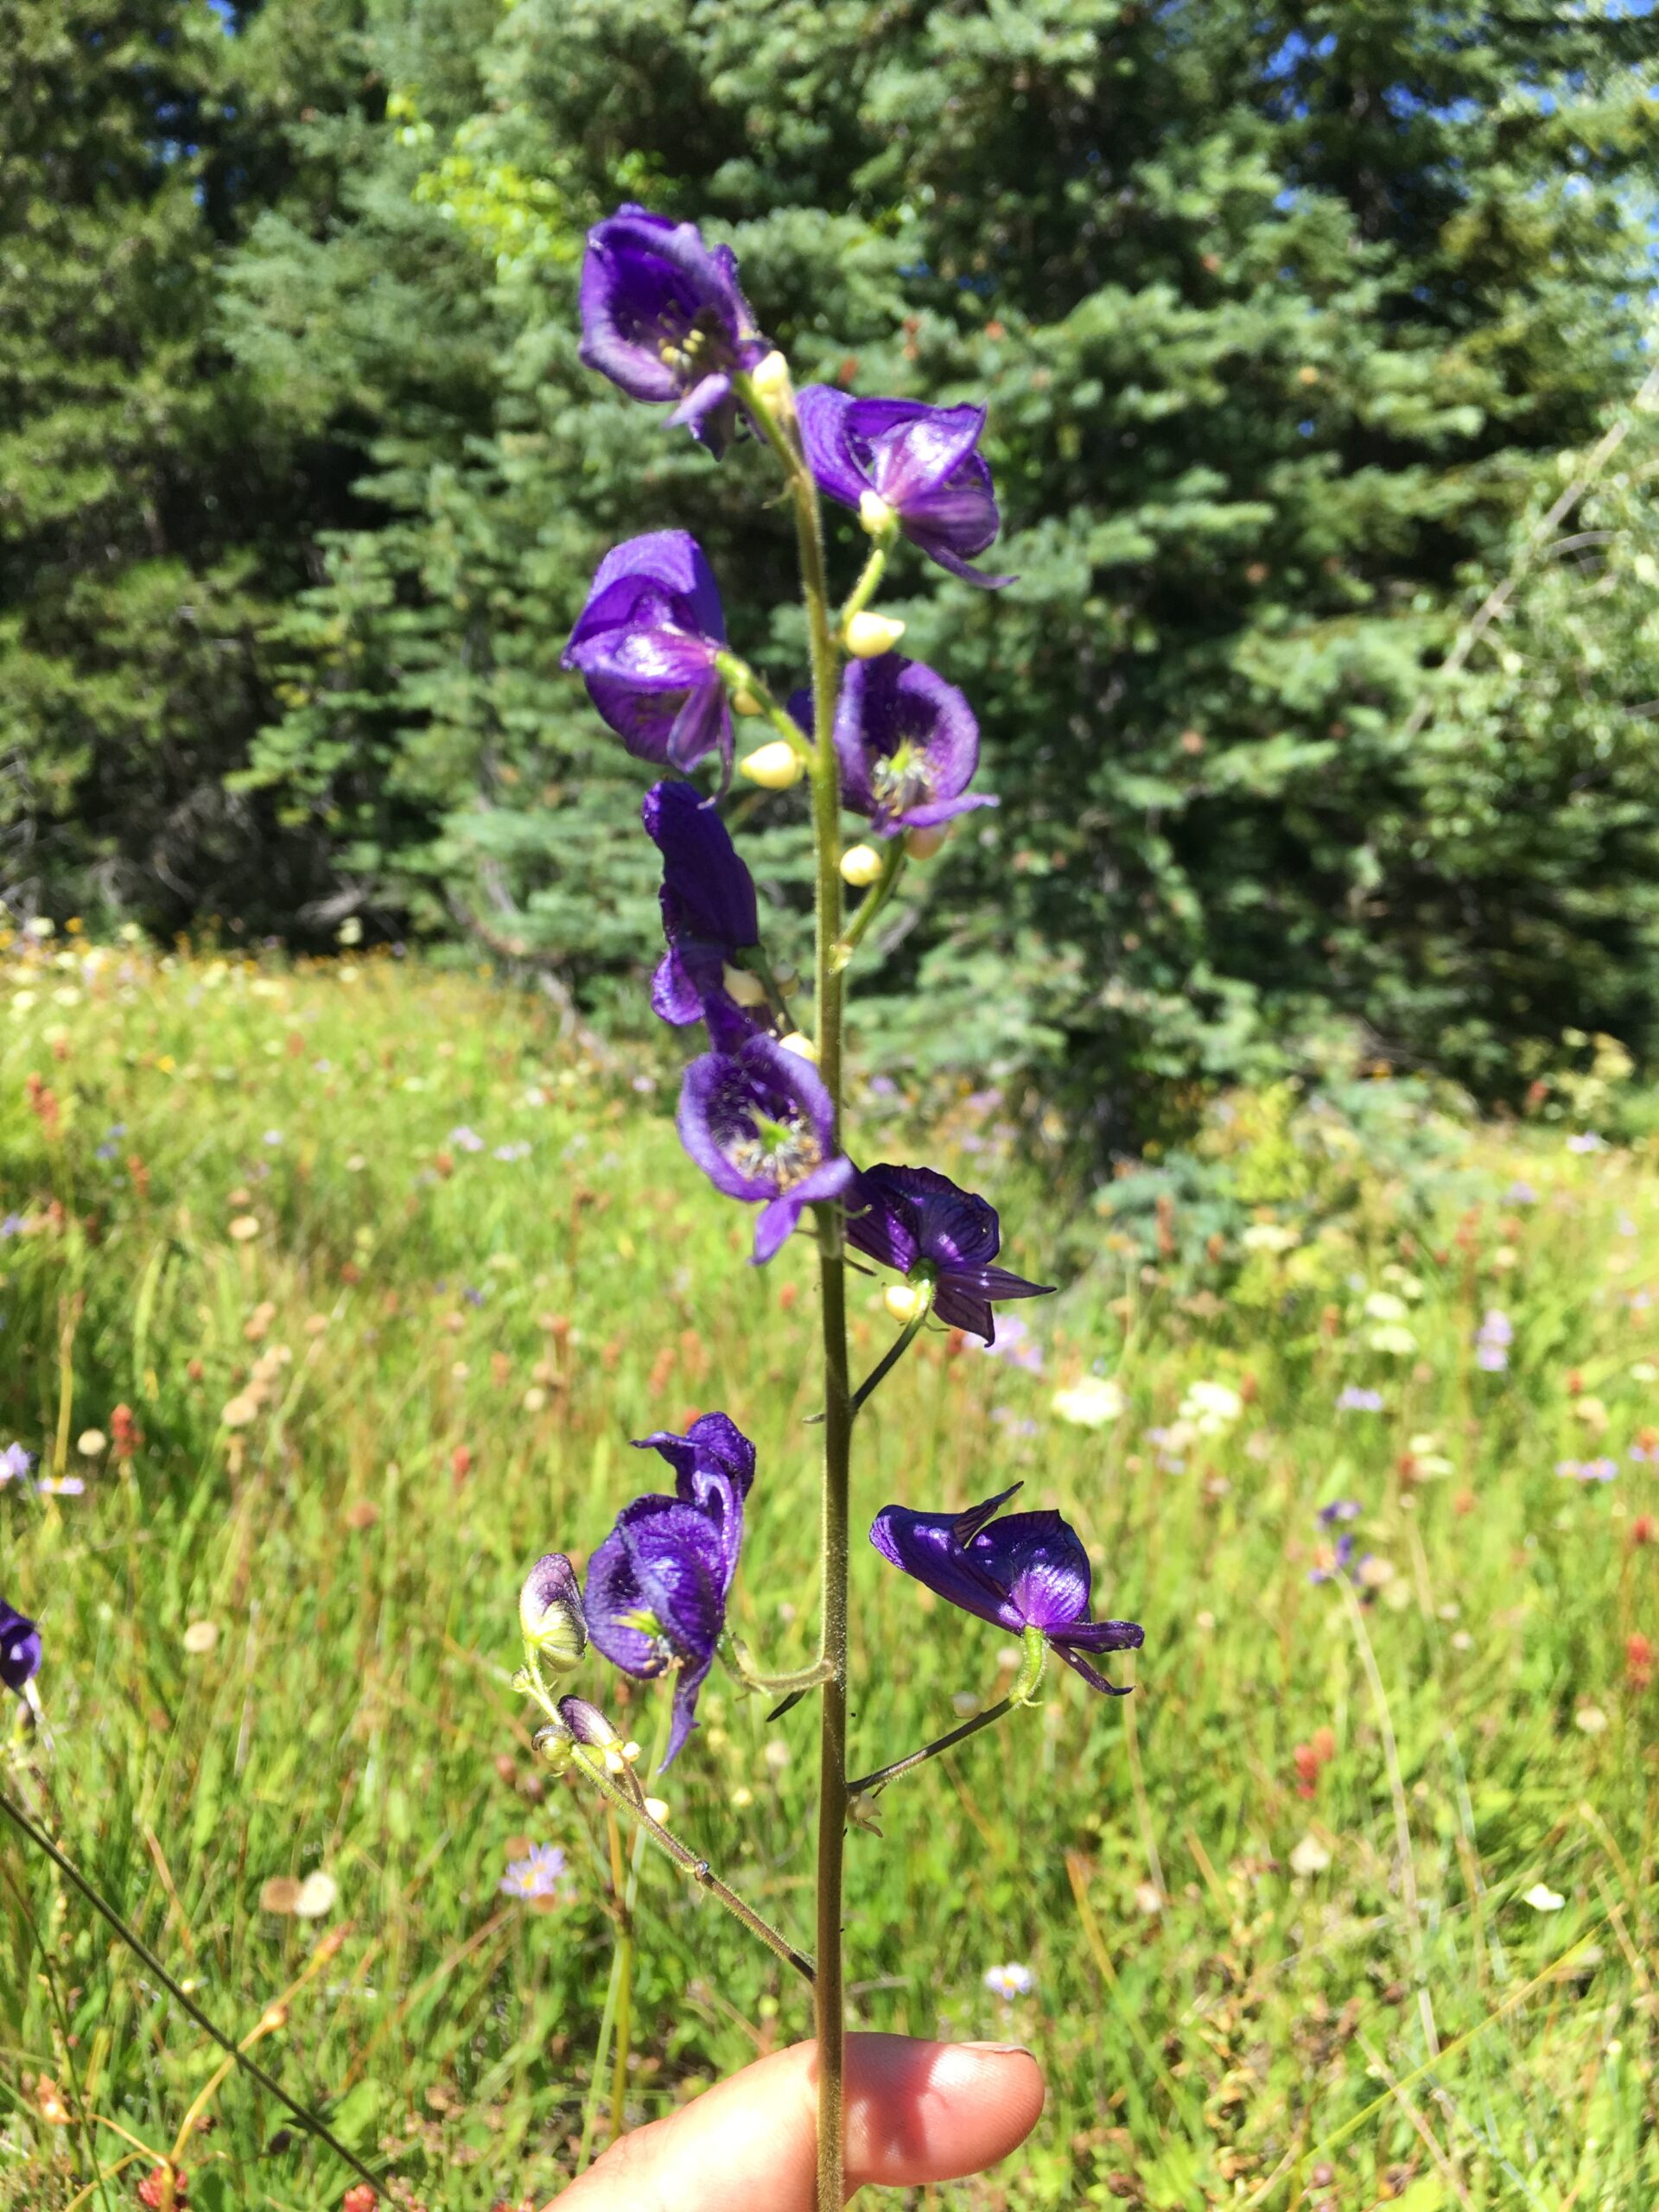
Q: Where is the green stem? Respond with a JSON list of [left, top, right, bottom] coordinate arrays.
[[846, 1630, 1047, 1800], [607, 1815, 632, 2145], [849, 1309, 929, 1415], [720, 1635, 837, 1700], [835, 839, 906, 971], [837, 538, 893, 633], [569, 1747, 815, 1986], [0, 1788, 381, 2194], [739, 364, 853, 2212]]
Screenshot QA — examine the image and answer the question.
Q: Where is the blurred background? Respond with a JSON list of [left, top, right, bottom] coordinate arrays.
[[7, 0, 1659, 1141]]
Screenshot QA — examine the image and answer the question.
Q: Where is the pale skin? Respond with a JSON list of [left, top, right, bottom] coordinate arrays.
[[551, 2036, 1045, 2209]]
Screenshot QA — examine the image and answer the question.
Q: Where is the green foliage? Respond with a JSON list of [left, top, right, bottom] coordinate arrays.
[[4, 946, 1659, 2204], [7, 1, 1659, 1120]]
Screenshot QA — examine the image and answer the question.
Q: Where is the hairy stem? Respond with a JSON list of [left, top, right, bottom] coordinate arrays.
[[849, 1308, 930, 1417], [846, 1631, 1047, 1799], [720, 1635, 837, 1700], [837, 538, 893, 634], [570, 1747, 815, 1985]]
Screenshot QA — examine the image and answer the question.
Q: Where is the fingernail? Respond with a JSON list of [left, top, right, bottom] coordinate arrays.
[[962, 2040, 1035, 2058]]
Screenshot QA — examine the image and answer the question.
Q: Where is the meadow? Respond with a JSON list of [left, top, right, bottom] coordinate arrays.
[[1, 930, 1656, 2210]]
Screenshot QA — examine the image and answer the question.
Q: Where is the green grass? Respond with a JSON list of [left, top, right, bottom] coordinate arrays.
[[2, 935, 1657, 2209]]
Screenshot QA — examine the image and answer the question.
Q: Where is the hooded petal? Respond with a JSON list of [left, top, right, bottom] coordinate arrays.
[[796, 385, 872, 509], [584, 1518, 669, 1678], [578, 207, 760, 416], [833, 656, 983, 834], [868, 1502, 1026, 1633], [864, 403, 990, 509], [967, 1508, 1091, 1633], [644, 782, 759, 954], [899, 528, 1014, 590], [632, 1411, 755, 1588], [565, 531, 726, 659]]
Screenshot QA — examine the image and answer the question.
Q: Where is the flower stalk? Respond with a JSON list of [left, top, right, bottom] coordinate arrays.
[[847, 1627, 1047, 1800]]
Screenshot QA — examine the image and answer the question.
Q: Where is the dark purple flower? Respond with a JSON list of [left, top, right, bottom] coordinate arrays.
[[578, 205, 768, 455], [563, 532, 734, 780], [642, 781, 760, 1026], [677, 1009, 855, 1262], [796, 389, 1012, 586], [0, 1599, 41, 1694], [585, 1414, 757, 1767], [845, 1164, 1052, 1344], [870, 1484, 1141, 1693], [833, 656, 995, 836]]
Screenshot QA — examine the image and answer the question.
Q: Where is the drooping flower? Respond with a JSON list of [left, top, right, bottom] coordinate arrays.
[[578, 206, 769, 454], [796, 390, 1012, 586], [563, 532, 734, 780], [845, 1164, 1051, 1344], [0, 1599, 41, 1694], [677, 1008, 854, 1262], [585, 1413, 757, 1767], [642, 781, 760, 1026], [869, 1483, 1142, 1694], [830, 656, 995, 837]]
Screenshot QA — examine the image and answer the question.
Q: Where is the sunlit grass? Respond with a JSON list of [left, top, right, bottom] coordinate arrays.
[[2, 934, 1656, 2209]]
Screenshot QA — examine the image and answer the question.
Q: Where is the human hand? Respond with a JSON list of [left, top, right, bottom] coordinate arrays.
[[555, 2033, 1044, 2208]]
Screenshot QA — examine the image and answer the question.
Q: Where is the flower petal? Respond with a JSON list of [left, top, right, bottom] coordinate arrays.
[[868, 1502, 1024, 1632], [969, 1509, 1092, 1633], [796, 385, 871, 510]]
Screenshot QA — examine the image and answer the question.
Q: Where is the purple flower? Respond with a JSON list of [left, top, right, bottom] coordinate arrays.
[[1319, 1499, 1361, 1524], [869, 1483, 1142, 1694], [499, 1840, 574, 1903], [796, 390, 1012, 587], [578, 206, 768, 454], [829, 656, 995, 838], [1336, 1386, 1385, 1413], [0, 1443, 33, 1489], [1557, 1457, 1618, 1484], [448, 1126, 485, 1154], [1309, 1533, 1359, 1586], [643, 780, 760, 1026], [585, 1413, 757, 1767], [970, 1311, 1046, 1374], [563, 532, 734, 781], [677, 1010, 855, 1262], [1505, 1179, 1539, 1205], [0, 1599, 41, 1694], [845, 1163, 1052, 1344], [1474, 1307, 1512, 1374]]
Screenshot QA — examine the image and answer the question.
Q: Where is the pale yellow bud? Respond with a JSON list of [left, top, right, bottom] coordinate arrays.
[[773, 961, 801, 996], [840, 842, 884, 888], [644, 1796, 670, 1823], [884, 1284, 926, 1324], [722, 963, 769, 1008], [779, 1031, 818, 1063], [906, 823, 950, 861], [844, 611, 906, 658], [731, 687, 765, 717], [748, 350, 796, 421], [739, 741, 805, 791], [859, 490, 897, 536]]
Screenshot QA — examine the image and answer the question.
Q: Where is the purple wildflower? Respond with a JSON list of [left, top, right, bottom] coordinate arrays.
[[1557, 1457, 1618, 1484], [830, 655, 995, 837], [0, 1599, 41, 1694], [796, 390, 1012, 587], [563, 532, 734, 781], [1319, 1499, 1362, 1524], [845, 1163, 1052, 1344], [1336, 1386, 1385, 1413], [0, 1444, 33, 1489], [1505, 1179, 1539, 1205], [1567, 1132, 1606, 1154], [577, 206, 769, 454], [1309, 1533, 1360, 1586], [642, 780, 760, 1026], [448, 1126, 485, 1154], [869, 1482, 1142, 1694], [499, 1842, 574, 1903], [585, 1413, 756, 1767], [971, 1311, 1046, 1374], [677, 1008, 855, 1262]]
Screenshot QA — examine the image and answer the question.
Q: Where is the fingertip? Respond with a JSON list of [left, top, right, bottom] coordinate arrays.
[[845, 2033, 1046, 2189]]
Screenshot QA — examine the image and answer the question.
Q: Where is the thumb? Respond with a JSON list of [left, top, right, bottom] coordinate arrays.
[[556, 2033, 1044, 2209]]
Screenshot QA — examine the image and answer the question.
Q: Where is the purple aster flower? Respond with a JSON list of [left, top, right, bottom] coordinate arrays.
[[830, 655, 995, 837], [0, 1599, 41, 1694], [563, 532, 734, 781], [499, 1841, 574, 1903], [643, 780, 760, 1026], [585, 1413, 757, 1767], [796, 389, 1012, 587], [845, 1163, 1052, 1344], [869, 1483, 1142, 1694], [0, 1443, 33, 1488], [1336, 1386, 1385, 1413], [1308, 1533, 1359, 1586], [1505, 1179, 1539, 1205], [677, 1009, 855, 1262], [448, 1126, 485, 1154], [578, 205, 769, 455], [1319, 1499, 1361, 1525], [1557, 1457, 1618, 1484]]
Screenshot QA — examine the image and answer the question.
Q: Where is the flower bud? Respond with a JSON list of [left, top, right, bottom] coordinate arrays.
[[884, 1283, 927, 1324], [844, 612, 906, 659], [519, 1554, 587, 1673], [859, 490, 897, 537], [731, 687, 765, 717], [557, 1694, 620, 1748], [748, 350, 796, 423], [840, 843, 884, 888], [739, 741, 805, 791], [906, 823, 950, 861], [531, 1722, 574, 1776], [721, 963, 769, 1008], [779, 1031, 818, 1063]]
